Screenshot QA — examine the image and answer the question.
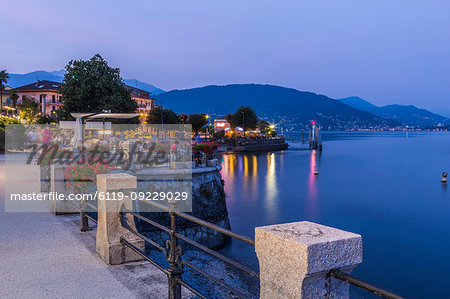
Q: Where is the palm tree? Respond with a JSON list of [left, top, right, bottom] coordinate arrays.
[[0, 70, 10, 113], [9, 88, 19, 114]]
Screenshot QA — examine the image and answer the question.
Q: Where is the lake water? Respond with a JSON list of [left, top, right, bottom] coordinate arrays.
[[219, 132, 450, 298]]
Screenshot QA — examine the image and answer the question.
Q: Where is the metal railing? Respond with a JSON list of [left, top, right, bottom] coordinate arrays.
[[66, 199, 97, 231], [63, 189, 405, 298], [329, 269, 406, 299], [120, 200, 257, 299], [118, 199, 405, 299]]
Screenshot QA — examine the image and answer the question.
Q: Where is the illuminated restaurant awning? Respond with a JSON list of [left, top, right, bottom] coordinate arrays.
[[71, 112, 139, 120]]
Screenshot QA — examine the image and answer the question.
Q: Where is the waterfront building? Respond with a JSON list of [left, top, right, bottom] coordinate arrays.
[[14, 80, 155, 119], [126, 85, 155, 121], [214, 117, 231, 131], [1, 86, 14, 111], [15, 80, 63, 114]]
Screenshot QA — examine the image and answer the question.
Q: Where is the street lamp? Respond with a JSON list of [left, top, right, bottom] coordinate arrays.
[[151, 99, 164, 138], [154, 99, 163, 131], [205, 114, 211, 138]]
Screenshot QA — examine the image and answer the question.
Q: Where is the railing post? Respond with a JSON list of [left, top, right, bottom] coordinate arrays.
[[166, 211, 183, 299], [50, 162, 78, 215], [123, 141, 139, 170], [255, 221, 362, 299], [79, 200, 90, 232], [95, 173, 145, 265]]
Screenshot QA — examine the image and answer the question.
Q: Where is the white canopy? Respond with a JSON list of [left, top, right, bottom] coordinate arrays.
[[70, 113, 139, 120], [69, 112, 139, 146], [72, 117, 83, 147]]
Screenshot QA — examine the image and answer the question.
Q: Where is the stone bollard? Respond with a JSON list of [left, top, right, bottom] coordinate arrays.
[[50, 163, 78, 215], [122, 141, 141, 170], [206, 159, 218, 167], [170, 161, 192, 169], [40, 165, 51, 193], [96, 173, 145, 265], [255, 221, 362, 299]]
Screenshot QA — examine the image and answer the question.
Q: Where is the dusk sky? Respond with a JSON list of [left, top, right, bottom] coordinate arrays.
[[2, 0, 450, 114]]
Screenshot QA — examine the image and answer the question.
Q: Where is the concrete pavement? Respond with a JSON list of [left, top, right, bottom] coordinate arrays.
[[0, 155, 185, 299]]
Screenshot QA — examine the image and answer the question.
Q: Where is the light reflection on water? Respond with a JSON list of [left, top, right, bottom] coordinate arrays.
[[219, 132, 450, 298], [307, 150, 319, 218], [265, 153, 278, 221]]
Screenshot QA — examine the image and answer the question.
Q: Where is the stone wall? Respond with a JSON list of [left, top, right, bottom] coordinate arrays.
[[133, 165, 231, 250], [235, 137, 289, 152]]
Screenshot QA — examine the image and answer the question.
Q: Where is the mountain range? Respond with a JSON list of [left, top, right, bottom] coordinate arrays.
[[338, 97, 448, 127], [5, 71, 448, 130], [156, 84, 398, 131], [6, 70, 165, 95]]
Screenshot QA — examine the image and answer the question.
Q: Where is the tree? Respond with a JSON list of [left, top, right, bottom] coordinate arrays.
[[35, 113, 59, 124], [258, 119, 271, 135], [187, 114, 208, 135], [258, 119, 277, 136], [225, 113, 234, 128], [146, 106, 180, 124], [178, 113, 188, 124], [0, 115, 21, 151], [0, 70, 9, 112], [58, 54, 137, 119], [9, 89, 19, 111], [18, 96, 40, 124], [230, 106, 258, 131]]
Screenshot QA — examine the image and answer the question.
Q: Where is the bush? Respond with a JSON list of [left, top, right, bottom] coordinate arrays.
[[0, 116, 21, 152], [213, 130, 225, 139]]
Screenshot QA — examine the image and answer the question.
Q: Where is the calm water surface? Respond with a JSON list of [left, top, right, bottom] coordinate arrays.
[[219, 132, 450, 298]]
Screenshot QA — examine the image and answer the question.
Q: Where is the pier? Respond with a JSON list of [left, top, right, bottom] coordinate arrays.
[[218, 136, 289, 152], [309, 122, 322, 150]]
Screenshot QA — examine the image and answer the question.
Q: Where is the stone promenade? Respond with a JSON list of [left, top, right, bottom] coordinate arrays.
[[0, 156, 180, 299]]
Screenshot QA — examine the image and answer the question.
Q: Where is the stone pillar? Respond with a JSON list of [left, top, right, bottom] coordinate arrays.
[[122, 141, 140, 170], [96, 173, 145, 265], [40, 165, 51, 193], [206, 159, 218, 167], [255, 221, 362, 299], [50, 163, 77, 215]]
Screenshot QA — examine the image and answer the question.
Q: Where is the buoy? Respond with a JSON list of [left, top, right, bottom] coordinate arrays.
[[314, 170, 319, 175], [442, 172, 448, 183]]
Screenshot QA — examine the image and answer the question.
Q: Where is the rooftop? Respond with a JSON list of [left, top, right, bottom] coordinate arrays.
[[126, 85, 152, 99], [15, 80, 61, 92], [14, 80, 154, 100]]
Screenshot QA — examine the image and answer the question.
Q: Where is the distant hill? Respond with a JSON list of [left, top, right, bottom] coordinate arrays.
[[6, 70, 165, 95], [339, 96, 448, 127], [156, 84, 397, 131], [122, 79, 165, 95], [7, 71, 64, 87]]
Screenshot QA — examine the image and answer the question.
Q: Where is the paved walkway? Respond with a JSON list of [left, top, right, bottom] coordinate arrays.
[[0, 156, 186, 299]]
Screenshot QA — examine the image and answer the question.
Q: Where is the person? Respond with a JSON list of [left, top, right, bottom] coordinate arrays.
[[195, 134, 202, 143], [27, 130, 38, 144], [41, 127, 52, 145]]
